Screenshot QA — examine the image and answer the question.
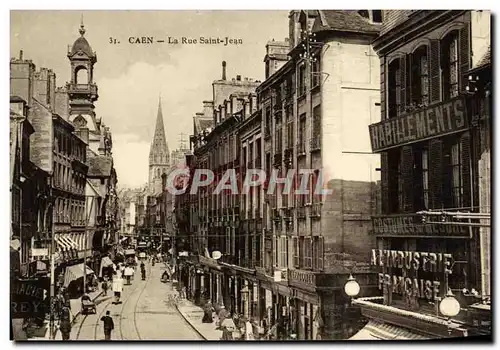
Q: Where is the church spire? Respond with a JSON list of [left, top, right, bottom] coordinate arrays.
[[148, 95, 170, 187]]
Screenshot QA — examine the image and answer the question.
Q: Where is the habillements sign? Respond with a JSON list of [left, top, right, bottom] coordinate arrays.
[[11, 279, 47, 318], [369, 96, 467, 152]]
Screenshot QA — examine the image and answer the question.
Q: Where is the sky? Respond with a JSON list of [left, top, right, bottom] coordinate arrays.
[[10, 10, 289, 188]]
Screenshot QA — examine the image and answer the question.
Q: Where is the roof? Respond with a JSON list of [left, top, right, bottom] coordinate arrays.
[[10, 96, 26, 103], [193, 115, 214, 136], [87, 155, 113, 177], [475, 46, 491, 70], [71, 36, 94, 57], [313, 10, 381, 35]]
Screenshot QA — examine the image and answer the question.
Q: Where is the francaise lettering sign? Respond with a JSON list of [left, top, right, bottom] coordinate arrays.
[[369, 97, 467, 152], [372, 214, 469, 236], [372, 249, 454, 302]]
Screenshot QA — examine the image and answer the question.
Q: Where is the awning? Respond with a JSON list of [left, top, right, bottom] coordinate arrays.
[[349, 320, 429, 340], [56, 234, 79, 251], [63, 263, 95, 287]]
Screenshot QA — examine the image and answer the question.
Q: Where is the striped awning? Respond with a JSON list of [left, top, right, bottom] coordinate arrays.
[[349, 320, 429, 340], [56, 234, 79, 250]]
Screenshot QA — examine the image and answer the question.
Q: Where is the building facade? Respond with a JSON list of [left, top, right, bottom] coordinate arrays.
[[352, 10, 491, 339], [179, 10, 384, 340]]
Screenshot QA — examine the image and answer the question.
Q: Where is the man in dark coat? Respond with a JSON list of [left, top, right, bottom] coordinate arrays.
[[100, 311, 114, 340], [59, 305, 72, 340]]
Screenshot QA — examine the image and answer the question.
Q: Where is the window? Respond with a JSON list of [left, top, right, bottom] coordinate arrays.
[[450, 141, 463, 208], [279, 236, 287, 268], [298, 64, 306, 96], [312, 105, 321, 139], [388, 59, 401, 118], [422, 149, 429, 209], [265, 106, 271, 136], [302, 237, 312, 269], [312, 236, 324, 271], [372, 10, 382, 23], [298, 115, 306, 153], [275, 124, 282, 153], [441, 32, 459, 101], [410, 46, 429, 106], [311, 59, 320, 88], [286, 120, 293, 150], [292, 237, 299, 267]]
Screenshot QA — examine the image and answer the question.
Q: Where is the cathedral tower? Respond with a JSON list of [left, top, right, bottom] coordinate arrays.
[[149, 96, 170, 189]]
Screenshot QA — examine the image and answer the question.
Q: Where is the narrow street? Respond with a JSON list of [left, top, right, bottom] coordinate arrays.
[[72, 263, 202, 340]]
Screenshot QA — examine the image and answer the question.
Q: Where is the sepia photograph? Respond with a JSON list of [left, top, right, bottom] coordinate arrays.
[[8, 8, 492, 342]]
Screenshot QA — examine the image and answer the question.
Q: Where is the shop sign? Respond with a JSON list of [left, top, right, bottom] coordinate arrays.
[[11, 279, 46, 318], [371, 214, 469, 237], [371, 249, 455, 302], [369, 96, 467, 152], [289, 269, 316, 287]]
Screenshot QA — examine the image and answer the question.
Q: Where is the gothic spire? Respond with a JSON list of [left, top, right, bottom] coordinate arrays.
[[149, 95, 169, 162]]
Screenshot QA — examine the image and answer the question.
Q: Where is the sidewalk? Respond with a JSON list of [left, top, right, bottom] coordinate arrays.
[[175, 299, 222, 341], [27, 287, 103, 341]]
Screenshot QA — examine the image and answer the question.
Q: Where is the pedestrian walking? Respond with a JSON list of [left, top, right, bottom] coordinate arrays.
[[59, 318, 71, 341], [100, 311, 114, 340], [102, 279, 108, 296]]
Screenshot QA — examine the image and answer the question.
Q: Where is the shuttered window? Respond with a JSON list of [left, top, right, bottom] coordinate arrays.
[[312, 236, 324, 271], [441, 31, 459, 100], [388, 59, 401, 118], [410, 46, 430, 106]]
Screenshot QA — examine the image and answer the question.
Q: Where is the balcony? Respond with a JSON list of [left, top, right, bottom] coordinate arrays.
[[310, 138, 321, 151], [66, 83, 98, 98], [310, 203, 321, 218]]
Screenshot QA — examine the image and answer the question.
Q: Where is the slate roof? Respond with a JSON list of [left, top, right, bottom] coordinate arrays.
[[71, 36, 94, 57], [194, 115, 214, 136], [87, 155, 113, 177], [313, 10, 381, 35]]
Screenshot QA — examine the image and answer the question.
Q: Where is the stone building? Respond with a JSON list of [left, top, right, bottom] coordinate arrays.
[[181, 10, 384, 340], [10, 96, 51, 278], [353, 10, 491, 339]]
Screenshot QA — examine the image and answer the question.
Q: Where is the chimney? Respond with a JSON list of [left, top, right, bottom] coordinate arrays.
[[222, 61, 227, 80], [236, 75, 241, 81], [19, 50, 23, 60]]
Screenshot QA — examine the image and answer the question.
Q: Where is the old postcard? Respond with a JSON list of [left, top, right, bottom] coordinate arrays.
[[9, 9, 491, 341]]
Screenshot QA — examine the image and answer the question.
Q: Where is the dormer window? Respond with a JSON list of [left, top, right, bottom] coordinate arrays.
[[358, 10, 382, 23]]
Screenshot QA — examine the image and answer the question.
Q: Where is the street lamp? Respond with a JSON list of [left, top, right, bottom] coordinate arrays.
[[439, 289, 461, 335], [344, 274, 360, 302]]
